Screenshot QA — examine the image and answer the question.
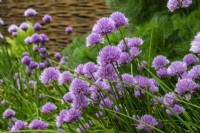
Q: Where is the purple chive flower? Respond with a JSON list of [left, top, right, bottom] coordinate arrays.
[[69, 78, 89, 95], [12, 32, 18, 37], [97, 46, 121, 66], [40, 67, 60, 84], [96, 64, 117, 80], [95, 111, 103, 118], [58, 71, 73, 85], [40, 47, 47, 54], [163, 92, 176, 106], [110, 11, 128, 28], [167, 61, 187, 76], [137, 115, 158, 132], [86, 33, 104, 47], [34, 23, 42, 32], [167, 0, 192, 12], [22, 52, 29, 57], [64, 108, 81, 123], [175, 78, 199, 96], [188, 65, 200, 80], [166, 104, 185, 116], [128, 37, 143, 47], [24, 37, 32, 44], [130, 47, 141, 58], [56, 110, 67, 127], [100, 97, 113, 108], [156, 68, 168, 78], [29, 119, 48, 130], [148, 78, 159, 93], [8, 24, 18, 33], [72, 95, 89, 110], [122, 74, 137, 88], [21, 56, 31, 65], [190, 32, 200, 54], [118, 52, 132, 65], [33, 45, 39, 52], [75, 64, 84, 75], [65, 26, 73, 34], [42, 14, 52, 23], [152, 55, 169, 70], [41, 102, 57, 113], [118, 38, 130, 52], [39, 62, 46, 69], [83, 62, 97, 78], [28, 61, 38, 69], [24, 8, 37, 17], [1, 100, 8, 105], [63, 92, 73, 103], [40, 34, 49, 43], [135, 75, 149, 88], [0, 18, 4, 25], [0, 33, 4, 39], [92, 17, 115, 35], [3, 109, 15, 118], [31, 33, 41, 44], [54, 52, 62, 60], [138, 61, 147, 71], [183, 54, 198, 66], [11, 120, 27, 131], [29, 80, 36, 86], [19, 22, 30, 31]]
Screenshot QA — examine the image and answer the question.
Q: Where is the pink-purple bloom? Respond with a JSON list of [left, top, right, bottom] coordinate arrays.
[[190, 32, 200, 54], [41, 102, 57, 113], [0, 33, 4, 39], [21, 56, 31, 65], [167, 0, 192, 12], [54, 52, 62, 60], [152, 55, 169, 70], [156, 68, 168, 78], [188, 65, 200, 80], [40, 67, 60, 84], [118, 52, 132, 65], [3, 109, 15, 119], [183, 54, 198, 66], [11, 120, 27, 131], [19, 22, 30, 31], [96, 64, 117, 80], [86, 33, 104, 46], [137, 115, 158, 132], [122, 73, 137, 88], [34, 23, 42, 32], [0, 18, 4, 25], [69, 78, 89, 96], [130, 47, 141, 58], [42, 14, 52, 23], [8, 24, 18, 33], [167, 61, 187, 76], [65, 26, 73, 34], [83, 62, 97, 78], [58, 71, 73, 85], [31, 33, 42, 44], [110, 11, 128, 28], [75, 64, 84, 75], [72, 95, 89, 110], [29, 119, 48, 130], [24, 8, 37, 17], [163, 92, 176, 106], [62, 92, 73, 103], [92, 17, 115, 35], [166, 104, 185, 116]]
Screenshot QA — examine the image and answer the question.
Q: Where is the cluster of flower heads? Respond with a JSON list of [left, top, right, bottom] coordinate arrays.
[[167, 0, 192, 12]]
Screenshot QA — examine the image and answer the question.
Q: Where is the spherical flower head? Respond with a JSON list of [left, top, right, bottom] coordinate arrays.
[[92, 17, 115, 35], [63, 92, 73, 103], [34, 23, 42, 32], [190, 35, 200, 54], [152, 55, 169, 70], [28, 61, 38, 69], [0, 18, 4, 25], [29, 119, 48, 130], [163, 92, 176, 107], [72, 95, 89, 110], [39, 62, 46, 69], [70, 78, 89, 95], [122, 73, 137, 88], [138, 61, 147, 71], [96, 64, 118, 80], [148, 78, 159, 93], [118, 52, 132, 65], [110, 11, 128, 28], [188, 65, 200, 80], [183, 54, 198, 66], [130, 47, 141, 58], [167, 61, 187, 76], [167, 0, 192, 12], [40, 47, 47, 54], [24, 8, 37, 17], [22, 52, 29, 57], [97, 46, 121, 66], [21, 56, 31, 65], [33, 45, 39, 52], [40, 67, 60, 84], [137, 115, 158, 132], [54, 52, 62, 60], [31, 33, 41, 44], [83, 62, 97, 78], [1, 100, 8, 105], [11, 120, 27, 131], [166, 104, 185, 116], [64, 108, 81, 123], [40, 34, 49, 44], [41, 102, 57, 113], [135, 75, 149, 88], [65, 26, 73, 34], [75, 64, 84, 75], [3, 109, 15, 118], [42, 14, 52, 23], [19, 22, 30, 31], [175, 78, 199, 96], [100, 97, 113, 108], [58, 71, 73, 85], [24, 37, 32, 44], [118, 38, 130, 52], [8, 24, 18, 33], [156, 68, 168, 78], [128, 37, 143, 47], [86, 33, 104, 47], [12, 32, 18, 37], [0, 33, 4, 39]]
